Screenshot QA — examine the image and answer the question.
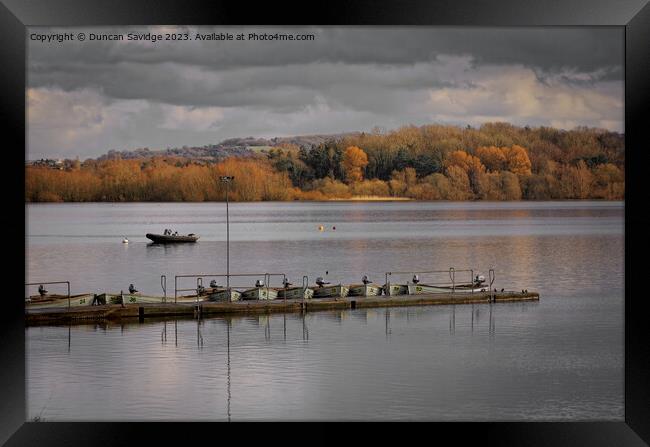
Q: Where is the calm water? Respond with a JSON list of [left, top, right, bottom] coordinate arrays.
[[26, 201, 624, 421]]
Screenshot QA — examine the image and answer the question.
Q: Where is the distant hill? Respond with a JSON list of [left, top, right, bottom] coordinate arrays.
[[95, 132, 360, 162]]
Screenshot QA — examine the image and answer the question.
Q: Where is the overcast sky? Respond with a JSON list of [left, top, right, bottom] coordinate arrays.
[[27, 26, 624, 160]]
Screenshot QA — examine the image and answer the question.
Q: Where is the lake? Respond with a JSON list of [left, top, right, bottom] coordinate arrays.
[[25, 201, 624, 421]]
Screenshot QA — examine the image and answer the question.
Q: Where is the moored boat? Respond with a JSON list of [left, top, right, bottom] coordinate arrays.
[[84, 292, 167, 305], [146, 231, 199, 243], [348, 275, 383, 297], [275, 277, 313, 300], [207, 288, 241, 302], [27, 293, 90, 303], [407, 274, 490, 294], [240, 280, 278, 300], [109, 293, 169, 304], [407, 283, 456, 294], [313, 285, 349, 298], [311, 277, 349, 298], [277, 287, 314, 300], [383, 283, 409, 296], [25, 293, 94, 308]]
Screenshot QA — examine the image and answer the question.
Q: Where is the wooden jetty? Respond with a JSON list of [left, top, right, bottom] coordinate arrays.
[[25, 290, 539, 326]]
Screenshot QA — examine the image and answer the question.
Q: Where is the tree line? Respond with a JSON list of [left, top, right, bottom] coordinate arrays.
[[26, 122, 624, 202]]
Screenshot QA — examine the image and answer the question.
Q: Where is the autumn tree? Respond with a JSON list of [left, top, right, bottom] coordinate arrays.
[[388, 168, 417, 196], [592, 163, 624, 199], [421, 173, 452, 200], [342, 146, 369, 184], [445, 150, 486, 195], [25, 122, 625, 203], [503, 145, 532, 175], [476, 146, 507, 172], [501, 172, 523, 200], [445, 165, 473, 200]]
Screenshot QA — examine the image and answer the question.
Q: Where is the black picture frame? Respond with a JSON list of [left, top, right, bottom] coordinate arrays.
[[3, 0, 649, 445]]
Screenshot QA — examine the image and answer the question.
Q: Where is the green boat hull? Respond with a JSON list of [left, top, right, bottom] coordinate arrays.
[[383, 284, 409, 296], [240, 287, 278, 300], [407, 284, 490, 294], [312, 284, 349, 298], [276, 287, 314, 300], [348, 284, 383, 297], [207, 289, 241, 302]]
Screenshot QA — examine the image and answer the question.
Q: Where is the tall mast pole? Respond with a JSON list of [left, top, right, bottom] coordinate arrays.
[[226, 180, 229, 291], [220, 176, 234, 300]]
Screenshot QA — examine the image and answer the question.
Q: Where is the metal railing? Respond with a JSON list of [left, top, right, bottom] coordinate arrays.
[[488, 269, 496, 301], [448, 269, 475, 293], [25, 281, 71, 308], [174, 272, 287, 303], [302, 276, 308, 305], [161, 275, 167, 302]]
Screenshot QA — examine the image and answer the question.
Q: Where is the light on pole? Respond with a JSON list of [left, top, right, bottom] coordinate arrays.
[[220, 176, 235, 298]]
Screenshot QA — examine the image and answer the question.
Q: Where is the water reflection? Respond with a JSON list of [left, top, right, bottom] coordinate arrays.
[[226, 317, 231, 422], [302, 311, 309, 341], [26, 202, 623, 421], [197, 319, 204, 349], [38, 301, 525, 346], [384, 309, 390, 338], [27, 295, 626, 422], [450, 305, 455, 335]]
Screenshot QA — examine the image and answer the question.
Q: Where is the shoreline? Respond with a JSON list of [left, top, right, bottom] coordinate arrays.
[[327, 196, 413, 201], [24, 198, 624, 204]]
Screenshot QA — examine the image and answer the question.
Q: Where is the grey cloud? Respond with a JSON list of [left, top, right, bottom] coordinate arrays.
[[26, 26, 624, 158], [28, 26, 623, 73], [26, 27, 623, 119], [29, 58, 462, 113]]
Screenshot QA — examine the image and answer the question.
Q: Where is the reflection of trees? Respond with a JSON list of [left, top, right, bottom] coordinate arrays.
[[226, 318, 231, 422]]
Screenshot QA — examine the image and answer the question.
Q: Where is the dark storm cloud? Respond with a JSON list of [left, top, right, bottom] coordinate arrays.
[[29, 26, 622, 74], [27, 27, 623, 108], [26, 26, 624, 159]]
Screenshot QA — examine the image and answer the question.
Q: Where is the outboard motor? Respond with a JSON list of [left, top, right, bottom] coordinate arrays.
[[474, 275, 486, 286], [362, 275, 371, 285], [210, 280, 218, 288], [255, 279, 265, 288], [129, 283, 138, 294], [282, 278, 292, 288], [38, 284, 48, 296], [412, 274, 420, 284], [316, 277, 329, 288]]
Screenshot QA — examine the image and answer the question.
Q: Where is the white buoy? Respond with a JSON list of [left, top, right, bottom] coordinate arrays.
[[122, 237, 129, 244]]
